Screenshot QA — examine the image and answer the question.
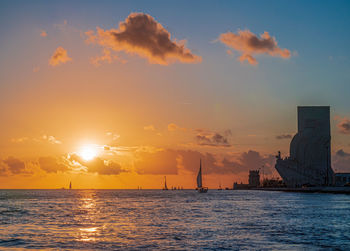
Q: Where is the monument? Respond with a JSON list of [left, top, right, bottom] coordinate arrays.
[[275, 106, 334, 187]]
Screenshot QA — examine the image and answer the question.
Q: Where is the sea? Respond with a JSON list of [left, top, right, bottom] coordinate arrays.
[[0, 189, 350, 250]]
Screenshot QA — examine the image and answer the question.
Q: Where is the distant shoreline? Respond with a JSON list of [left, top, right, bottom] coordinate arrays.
[[1, 187, 350, 194]]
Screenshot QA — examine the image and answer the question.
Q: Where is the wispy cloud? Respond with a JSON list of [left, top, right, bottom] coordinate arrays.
[[276, 134, 292, 140], [168, 123, 186, 132], [85, 13, 201, 65], [218, 29, 291, 65], [106, 132, 120, 141], [11, 135, 62, 145], [336, 149, 350, 157], [90, 48, 126, 66], [42, 135, 62, 144], [144, 125, 156, 131], [337, 117, 350, 134]]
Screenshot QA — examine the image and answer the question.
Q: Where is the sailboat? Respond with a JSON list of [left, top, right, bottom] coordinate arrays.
[[163, 176, 169, 190], [197, 159, 208, 193], [69, 181, 72, 190], [218, 182, 223, 190]]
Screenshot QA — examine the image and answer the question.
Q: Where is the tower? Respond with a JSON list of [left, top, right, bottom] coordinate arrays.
[[275, 106, 334, 187]]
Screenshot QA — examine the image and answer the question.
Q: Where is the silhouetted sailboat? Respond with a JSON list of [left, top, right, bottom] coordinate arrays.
[[197, 159, 208, 193], [69, 181, 72, 190], [218, 182, 223, 190], [163, 176, 169, 190]]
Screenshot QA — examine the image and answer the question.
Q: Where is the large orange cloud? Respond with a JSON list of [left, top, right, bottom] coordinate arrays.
[[219, 30, 291, 65], [2, 157, 26, 175], [134, 149, 276, 175], [49, 46, 72, 66], [69, 154, 125, 175], [38, 156, 68, 173], [85, 13, 202, 65]]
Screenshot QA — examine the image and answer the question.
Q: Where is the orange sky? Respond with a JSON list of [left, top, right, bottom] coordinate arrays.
[[1, 3, 350, 188]]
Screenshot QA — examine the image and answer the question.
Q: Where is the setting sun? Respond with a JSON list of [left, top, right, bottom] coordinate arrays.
[[79, 145, 97, 161]]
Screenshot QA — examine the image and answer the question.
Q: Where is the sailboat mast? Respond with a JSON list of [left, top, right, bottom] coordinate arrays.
[[164, 176, 168, 190], [197, 159, 202, 188]]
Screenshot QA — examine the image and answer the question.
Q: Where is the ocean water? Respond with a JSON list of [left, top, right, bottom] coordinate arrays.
[[0, 190, 350, 250]]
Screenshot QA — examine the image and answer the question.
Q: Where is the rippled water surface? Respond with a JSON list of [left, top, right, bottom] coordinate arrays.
[[1, 189, 350, 250]]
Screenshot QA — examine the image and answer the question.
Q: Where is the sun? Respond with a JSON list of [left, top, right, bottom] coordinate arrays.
[[79, 144, 97, 161]]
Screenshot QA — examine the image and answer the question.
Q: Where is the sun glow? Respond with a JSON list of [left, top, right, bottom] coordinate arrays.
[[79, 144, 97, 161]]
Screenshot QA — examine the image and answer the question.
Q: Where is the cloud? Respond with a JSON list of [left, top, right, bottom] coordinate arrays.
[[333, 149, 350, 173], [240, 150, 274, 173], [90, 48, 113, 66], [239, 53, 257, 65], [90, 48, 126, 66], [85, 13, 201, 65], [38, 156, 68, 173], [11, 135, 62, 145], [134, 148, 275, 175], [49, 46, 72, 66], [337, 118, 350, 134], [135, 149, 179, 175], [181, 150, 274, 175], [0, 161, 10, 176], [144, 125, 156, 131], [3, 157, 26, 174], [106, 132, 120, 141], [218, 30, 291, 65], [69, 154, 125, 175], [168, 123, 186, 132], [40, 30, 47, 37], [336, 149, 350, 157], [87, 158, 123, 175], [195, 129, 231, 147], [276, 134, 292, 140], [11, 137, 29, 143], [42, 135, 62, 144]]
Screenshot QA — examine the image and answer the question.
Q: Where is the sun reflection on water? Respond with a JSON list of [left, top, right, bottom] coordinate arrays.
[[78, 227, 99, 242], [75, 190, 101, 242]]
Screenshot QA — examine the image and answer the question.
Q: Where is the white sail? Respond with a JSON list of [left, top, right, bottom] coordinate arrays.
[[197, 159, 202, 188]]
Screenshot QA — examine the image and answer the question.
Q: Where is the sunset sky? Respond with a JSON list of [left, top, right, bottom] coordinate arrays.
[[1, 0, 350, 189]]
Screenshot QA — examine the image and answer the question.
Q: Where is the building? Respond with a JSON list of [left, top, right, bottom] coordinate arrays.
[[233, 170, 261, 190], [233, 182, 250, 190], [275, 106, 334, 187], [248, 170, 260, 187], [335, 173, 350, 186]]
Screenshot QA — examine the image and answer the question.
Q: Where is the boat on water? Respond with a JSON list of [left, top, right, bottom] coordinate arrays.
[[218, 182, 223, 190], [163, 176, 169, 190], [197, 159, 208, 193]]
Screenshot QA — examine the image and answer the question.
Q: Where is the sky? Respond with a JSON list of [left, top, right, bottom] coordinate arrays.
[[1, 0, 350, 189]]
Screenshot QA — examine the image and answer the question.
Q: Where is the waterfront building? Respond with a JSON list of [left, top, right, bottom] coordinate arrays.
[[275, 106, 334, 187], [248, 170, 260, 187], [334, 173, 350, 186]]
